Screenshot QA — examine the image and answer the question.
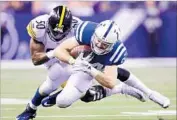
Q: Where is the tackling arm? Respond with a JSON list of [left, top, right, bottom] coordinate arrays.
[[54, 36, 79, 64], [30, 38, 51, 65]]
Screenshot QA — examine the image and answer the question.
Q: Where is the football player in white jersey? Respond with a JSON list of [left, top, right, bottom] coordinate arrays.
[[16, 5, 82, 120], [16, 6, 146, 120], [44, 20, 170, 109]]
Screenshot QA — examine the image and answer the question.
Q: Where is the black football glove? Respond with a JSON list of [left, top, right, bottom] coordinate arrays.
[[81, 85, 106, 103]]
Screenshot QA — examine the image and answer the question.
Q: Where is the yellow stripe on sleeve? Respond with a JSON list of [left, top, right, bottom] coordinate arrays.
[[26, 22, 36, 38], [61, 81, 67, 88]]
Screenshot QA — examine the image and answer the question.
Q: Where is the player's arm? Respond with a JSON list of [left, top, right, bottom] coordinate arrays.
[[54, 21, 92, 65], [88, 50, 127, 89], [88, 66, 117, 89], [27, 16, 54, 65], [30, 38, 53, 65], [54, 36, 79, 65], [89, 51, 127, 89]]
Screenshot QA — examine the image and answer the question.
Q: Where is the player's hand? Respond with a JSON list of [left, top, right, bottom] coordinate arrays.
[[72, 59, 92, 74], [81, 85, 106, 102], [77, 52, 94, 62], [71, 52, 93, 74]]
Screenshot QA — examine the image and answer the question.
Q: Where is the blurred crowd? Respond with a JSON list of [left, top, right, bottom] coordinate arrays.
[[1, 1, 176, 16]]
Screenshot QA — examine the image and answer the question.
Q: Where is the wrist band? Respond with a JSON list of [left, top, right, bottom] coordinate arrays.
[[46, 50, 54, 58], [68, 57, 76, 65], [90, 67, 99, 78]]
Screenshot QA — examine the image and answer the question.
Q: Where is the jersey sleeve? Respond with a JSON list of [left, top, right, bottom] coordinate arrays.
[[74, 21, 89, 45], [109, 42, 128, 65], [74, 21, 97, 45], [26, 15, 48, 42]]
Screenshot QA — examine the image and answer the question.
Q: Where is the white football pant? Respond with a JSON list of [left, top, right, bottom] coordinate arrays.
[[56, 71, 93, 108], [39, 62, 71, 95]]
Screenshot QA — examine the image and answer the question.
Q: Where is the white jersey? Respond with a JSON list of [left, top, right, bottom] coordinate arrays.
[[27, 14, 82, 67]]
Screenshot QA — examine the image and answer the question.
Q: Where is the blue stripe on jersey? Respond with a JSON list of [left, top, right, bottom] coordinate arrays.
[[112, 46, 124, 63], [103, 21, 114, 38], [79, 21, 89, 42], [118, 51, 127, 64], [81, 22, 98, 45], [113, 47, 127, 63], [109, 43, 124, 62], [75, 22, 85, 42], [75, 21, 98, 45]]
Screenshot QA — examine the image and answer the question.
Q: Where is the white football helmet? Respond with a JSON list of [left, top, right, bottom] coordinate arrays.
[[91, 20, 121, 55]]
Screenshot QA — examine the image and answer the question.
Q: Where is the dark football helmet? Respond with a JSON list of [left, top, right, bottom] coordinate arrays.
[[48, 5, 72, 41]]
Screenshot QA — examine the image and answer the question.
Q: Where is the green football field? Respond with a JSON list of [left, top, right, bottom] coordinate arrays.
[[1, 67, 176, 120]]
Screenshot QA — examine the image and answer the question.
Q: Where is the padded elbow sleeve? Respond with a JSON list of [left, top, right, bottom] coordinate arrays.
[[117, 67, 130, 82]]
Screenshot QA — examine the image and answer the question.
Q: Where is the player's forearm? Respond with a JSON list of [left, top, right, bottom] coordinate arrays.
[[90, 67, 116, 89], [31, 52, 50, 65], [31, 50, 55, 65], [54, 46, 75, 65]]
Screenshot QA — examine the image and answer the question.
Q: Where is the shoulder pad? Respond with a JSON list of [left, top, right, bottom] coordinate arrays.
[[75, 21, 97, 45], [26, 14, 49, 41]]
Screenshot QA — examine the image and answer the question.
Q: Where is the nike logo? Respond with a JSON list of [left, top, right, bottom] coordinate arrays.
[[43, 102, 54, 107]]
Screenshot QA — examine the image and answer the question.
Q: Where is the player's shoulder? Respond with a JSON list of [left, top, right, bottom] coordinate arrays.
[[77, 21, 98, 33], [26, 14, 49, 40], [75, 21, 98, 44], [70, 16, 83, 32], [72, 16, 82, 26], [108, 41, 128, 65]]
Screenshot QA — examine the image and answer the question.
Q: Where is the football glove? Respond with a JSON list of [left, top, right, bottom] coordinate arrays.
[[71, 52, 94, 74], [81, 85, 106, 102]]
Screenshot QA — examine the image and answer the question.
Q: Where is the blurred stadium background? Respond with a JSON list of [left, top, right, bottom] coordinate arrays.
[[1, 1, 176, 120]]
